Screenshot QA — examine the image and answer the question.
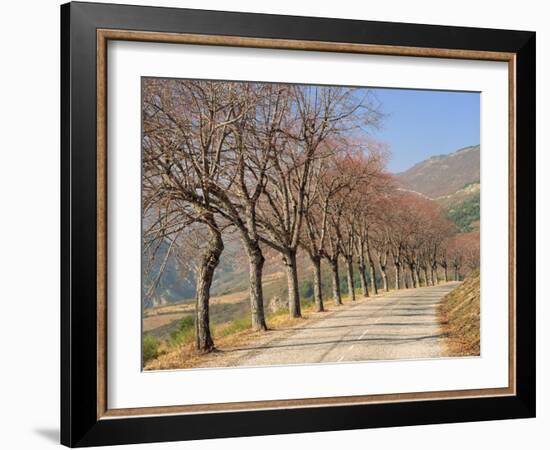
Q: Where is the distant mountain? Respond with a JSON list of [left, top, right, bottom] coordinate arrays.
[[142, 236, 249, 308], [142, 240, 196, 308], [396, 145, 480, 198]]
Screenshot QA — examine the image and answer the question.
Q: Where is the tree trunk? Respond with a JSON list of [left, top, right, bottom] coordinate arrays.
[[365, 236, 378, 295], [423, 267, 430, 286], [328, 258, 342, 305], [380, 266, 389, 292], [415, 268, 422, 287], [368, 257, 378, 295], [283, 249, 301, 318], [409, 264, 417, 288], [369, 262, 378, 294], [345, 257, 356, 301], [394, 263, 401, 290], [195, 226, 224, 353], [359, 263, 369, 297], [245, 243, 268, 331], [310, 255, 324, 312], [454, 266, 460, 281], [443, 264, 449, 282]]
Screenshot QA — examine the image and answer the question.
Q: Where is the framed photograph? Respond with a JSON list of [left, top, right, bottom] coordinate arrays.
[[61, 1, 535, 447]]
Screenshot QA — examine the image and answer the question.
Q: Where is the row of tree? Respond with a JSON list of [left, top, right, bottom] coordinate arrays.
[[142, 79, 479, 354]]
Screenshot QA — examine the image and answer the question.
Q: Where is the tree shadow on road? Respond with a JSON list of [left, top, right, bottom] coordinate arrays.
[[225, 333, 448, 353]]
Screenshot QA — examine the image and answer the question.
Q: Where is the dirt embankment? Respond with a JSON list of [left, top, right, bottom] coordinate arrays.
[[439, 271, 480, 356]]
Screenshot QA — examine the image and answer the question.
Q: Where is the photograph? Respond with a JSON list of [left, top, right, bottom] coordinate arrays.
[[141, 78, 481, 371]]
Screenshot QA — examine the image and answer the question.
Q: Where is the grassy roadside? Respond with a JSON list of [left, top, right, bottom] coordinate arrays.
[[438, 271, 480, 356], [144, 290, 387, 370]]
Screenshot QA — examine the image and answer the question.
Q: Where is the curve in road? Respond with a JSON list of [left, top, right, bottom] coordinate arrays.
[[221, 282, 461, 368]]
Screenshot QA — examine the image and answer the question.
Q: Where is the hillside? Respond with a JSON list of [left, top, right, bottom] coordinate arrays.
[[142, 234, 250, 308], [439, 271, 480, 356], [437, 182, 480, 232], [142, 252, 361, 340], [396, 145, 480, 198]]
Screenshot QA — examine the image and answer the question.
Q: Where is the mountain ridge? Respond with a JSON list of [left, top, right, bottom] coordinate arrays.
[[395, 144, 480, 198]]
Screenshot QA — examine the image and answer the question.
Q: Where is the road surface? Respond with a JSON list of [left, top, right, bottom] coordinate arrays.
[[212, 282, 460, 368]]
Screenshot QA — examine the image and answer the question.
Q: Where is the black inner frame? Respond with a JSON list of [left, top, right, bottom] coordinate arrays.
[[61, 2, 536, 447]]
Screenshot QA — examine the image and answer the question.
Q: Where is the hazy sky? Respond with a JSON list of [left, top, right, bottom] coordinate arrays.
[[368, 88, 480, 173]]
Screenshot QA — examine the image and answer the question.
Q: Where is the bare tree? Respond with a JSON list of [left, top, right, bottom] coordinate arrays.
[[352, 153, 392, 296], [339, 153, 389, 300], [141, 189, 223, 353], [257, 86, 382, 317], [438, 243, 450, 282], [143, 79, 237, 352], [383, 190, 456, 291], [142, 79, 294, 332], [300, 151, 352, 311], [372, 232, 391, 292], [339, 173, 365, 302], [423, 208, 456, 285], [445, 232, 479, 280], [320, 150, 385, 305], [142, 79, 252, 348], [370, 190, 412, 291], [340, 207, 358, 302], [214, 82, 292, 330], [463, 232, 481, 272], [322, 188, 349, 306]]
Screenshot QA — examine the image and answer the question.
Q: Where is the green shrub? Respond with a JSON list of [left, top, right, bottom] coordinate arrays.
[[143, 334, 161, 364], [448, 193, 480, 232], [216, 316, 251, 337], [170, 315, 195, 346], [299, 279, 314, 300], [301, 298, 314, 309]]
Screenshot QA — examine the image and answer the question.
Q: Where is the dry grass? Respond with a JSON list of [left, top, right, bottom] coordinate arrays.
[[145, 327, 260, 370], [144, 291, 373, 370], [143, 272, 286, 337], [143, 312, 190, 333], [143, 290, 251, 337], [439, 271, 480, 356]]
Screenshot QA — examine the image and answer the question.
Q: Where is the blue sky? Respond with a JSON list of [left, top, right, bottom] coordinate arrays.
[[367, 88, 480, 173]]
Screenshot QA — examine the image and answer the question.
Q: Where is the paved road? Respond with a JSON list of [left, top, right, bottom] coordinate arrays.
[[221, 282, 460, 367]]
